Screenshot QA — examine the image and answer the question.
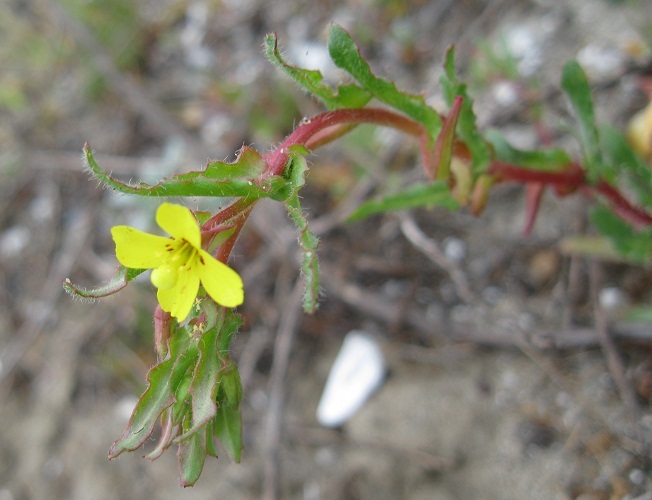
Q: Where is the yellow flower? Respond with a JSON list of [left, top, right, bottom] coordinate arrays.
[[111, 202, 244, 321]]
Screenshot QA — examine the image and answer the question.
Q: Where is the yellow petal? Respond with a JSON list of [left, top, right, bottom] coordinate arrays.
[[157, 260, 200, 321], [156, 203, 201, 248], [198, 249, 244, 307], [111, 226, 170, 269]]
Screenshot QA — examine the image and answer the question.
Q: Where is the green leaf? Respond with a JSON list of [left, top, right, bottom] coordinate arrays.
[[178, 423, 207, 487], [439, 46, 491, 174], [601, 124, 652, 208], [282, 151, 320, 313], [561, 61, 603, 181], [171, 372, 193, 424], [170, 338, 200, 424], [183, 326, 221, 438], [205, 415, 218, 458], [63, 265, 145, 300], [218, 309, 243, 355], [328, 24, 441, 135], [486, 129, 572, 171], [84, 144, 290, 200], [108, 329, 194, 458], [347, 181, 460, 221], [264, 33, 372, 109], [287, 191, 320, 313], [218, 361, 242, 408], [591, 205, 652, 263], [624, 306, 652, 323], [214, 403, 243, 463]]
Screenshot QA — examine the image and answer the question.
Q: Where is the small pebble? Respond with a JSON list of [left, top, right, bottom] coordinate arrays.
[[599, 287, 628, 313], [443, 237, 467, 262]]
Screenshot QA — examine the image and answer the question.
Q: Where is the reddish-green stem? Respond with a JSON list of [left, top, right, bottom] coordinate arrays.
[[215, 204, 255, 263], [489, 161, 586, 187], [490, 160, 652, 228], [263, 107, 424, 176], [208, 103, 652, 266], [591, 181, 652, 227], [206, 108, 426, 265], [200, 197, 257, 264], [203, 197, 258, 231]]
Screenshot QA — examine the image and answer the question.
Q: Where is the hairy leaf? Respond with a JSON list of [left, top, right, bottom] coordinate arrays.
[[283, 151, 320, 313], [264, 33, 372, 109], [84, 144, 290, 200], [178, 423, 207, 487], [347, 181, 460, 221], [561, 61, 604, 181], [328, 24, 441, 135], [183, 326, 221, 439], [214, 403, 243, 463], [486, 129, 572, 171], [63, 265, 145, 299], [440, 46, 491, 174], [601, 124, 652, 208], [218, 309, 244, 355], [109, 330, 193, 458], [219, 362, 243, 408], [591, 205, 652, 263]]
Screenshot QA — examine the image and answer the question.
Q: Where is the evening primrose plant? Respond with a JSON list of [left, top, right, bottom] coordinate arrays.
[[65, 24, 652, 486]]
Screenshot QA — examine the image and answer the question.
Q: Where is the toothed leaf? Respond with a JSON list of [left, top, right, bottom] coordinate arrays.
[[328, 24, 441, 135], [347, 181, 459, 221], [84, 144, 291, 200], [265, 33, 372, 109]]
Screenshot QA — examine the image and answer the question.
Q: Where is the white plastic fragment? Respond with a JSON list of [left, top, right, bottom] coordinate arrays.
[[316, 330, 386, 427]]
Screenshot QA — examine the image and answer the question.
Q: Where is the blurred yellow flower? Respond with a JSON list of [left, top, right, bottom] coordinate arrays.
[[111, 202, 243, 321], [628, 99, 652, 162]]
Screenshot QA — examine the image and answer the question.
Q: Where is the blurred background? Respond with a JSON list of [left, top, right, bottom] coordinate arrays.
[[1, 0, 652, 498]]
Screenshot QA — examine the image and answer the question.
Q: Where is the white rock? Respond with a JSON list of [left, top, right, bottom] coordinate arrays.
[[316, 331, 386, 427], [443, 236, 467, 262], [599, 287, 627, 312], [0, 226, 29, 260]]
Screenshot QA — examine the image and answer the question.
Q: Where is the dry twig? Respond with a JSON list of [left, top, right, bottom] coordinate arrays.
[[398, 212, 475, 303], [589, 261, 643, 442], [262, 279, 305, 500], [0, 208, 95, 388]]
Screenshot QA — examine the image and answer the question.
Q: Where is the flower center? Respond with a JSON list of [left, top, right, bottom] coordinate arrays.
[[151, 239, 197, 290]]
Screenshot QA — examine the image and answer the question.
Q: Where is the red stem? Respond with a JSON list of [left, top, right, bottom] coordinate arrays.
[[203, 197, 257, 231], [263, 107, 424, 176], [208, 105, 652, 265], [489, 161, 586, 187], [591, 181, 652, 227], [199, 197, 257, 264], [215, 204, 254, 263], [524, 183, 545, 235], [491, 160, 652, 228]]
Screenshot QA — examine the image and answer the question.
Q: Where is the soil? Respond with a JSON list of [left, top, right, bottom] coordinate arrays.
[[1, 0, 652, 499]]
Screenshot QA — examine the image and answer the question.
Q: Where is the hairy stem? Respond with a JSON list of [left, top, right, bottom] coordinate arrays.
[[264, 107, 424, 176]]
